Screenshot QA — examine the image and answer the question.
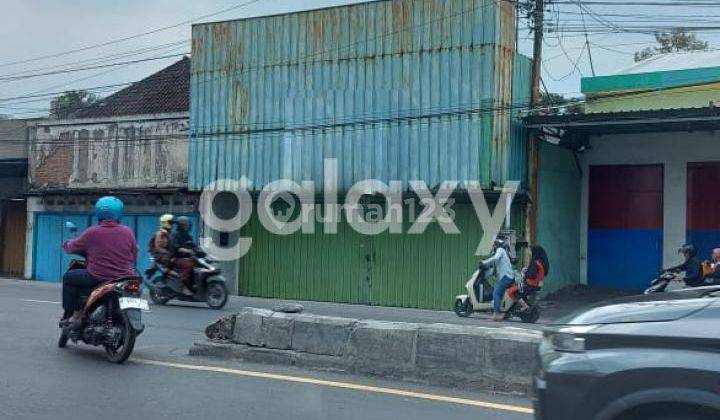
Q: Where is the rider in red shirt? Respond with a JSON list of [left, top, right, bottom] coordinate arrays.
[[508, 245, 549, 312]]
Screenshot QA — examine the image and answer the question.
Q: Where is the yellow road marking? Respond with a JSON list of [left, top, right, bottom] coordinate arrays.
[[133, 358, 533, 414]]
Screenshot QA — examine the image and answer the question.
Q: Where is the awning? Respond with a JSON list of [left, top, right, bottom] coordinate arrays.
[[523, 107, 720, 149]]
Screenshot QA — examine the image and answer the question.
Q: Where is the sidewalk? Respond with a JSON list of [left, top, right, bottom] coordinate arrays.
[[3, 277, 633, 329]]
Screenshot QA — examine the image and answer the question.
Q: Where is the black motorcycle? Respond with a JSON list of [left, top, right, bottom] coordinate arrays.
[[144, 252, 228, 309], [643, 270, 683, 294]]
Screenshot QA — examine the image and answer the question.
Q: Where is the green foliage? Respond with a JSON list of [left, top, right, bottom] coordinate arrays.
[[539, 92, 584, 114], [634, 28, 708, 62], [49, 90, 98, 119]]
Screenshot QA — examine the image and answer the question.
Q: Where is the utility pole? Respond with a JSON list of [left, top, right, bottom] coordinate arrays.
[[527, 0, 544, 245]]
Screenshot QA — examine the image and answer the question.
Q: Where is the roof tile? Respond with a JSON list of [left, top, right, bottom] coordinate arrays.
[[75, 56, 189, 118]]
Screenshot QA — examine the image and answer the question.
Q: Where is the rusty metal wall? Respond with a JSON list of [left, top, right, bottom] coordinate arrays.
[[189, 0, 526, 192], [29, 114, 189, 190]]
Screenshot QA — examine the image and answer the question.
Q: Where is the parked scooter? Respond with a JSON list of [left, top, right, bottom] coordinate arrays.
[[58, 222, 147, 363], [454, 264, 541, 323], [144, 251, 228, 309]]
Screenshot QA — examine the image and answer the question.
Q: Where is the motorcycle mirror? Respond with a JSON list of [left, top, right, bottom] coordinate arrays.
[[65, 221, 77, 233]]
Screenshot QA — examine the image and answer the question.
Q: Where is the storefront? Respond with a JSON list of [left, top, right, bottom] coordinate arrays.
[[528, 107, 720, 289]]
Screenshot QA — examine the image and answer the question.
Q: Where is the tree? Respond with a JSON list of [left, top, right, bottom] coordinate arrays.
[[49, 90, 98, 119], [634, 28, 708, 62], [539, 92, 584, 115]]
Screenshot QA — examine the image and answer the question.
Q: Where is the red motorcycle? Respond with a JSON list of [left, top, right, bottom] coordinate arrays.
[[58, 222, 147, 363]]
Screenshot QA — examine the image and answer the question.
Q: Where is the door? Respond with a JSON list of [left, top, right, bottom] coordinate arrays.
[[35, 214, 91, 282], [588, 165, 663, 289], [239, 210, 369, 304], [1, 200, 26, 275], [34, 214, 63, 282], [34, 212, 199, 282], [239, 201, 491, 309], [60, 214, 91, 273], [687, 162, 720, 259]]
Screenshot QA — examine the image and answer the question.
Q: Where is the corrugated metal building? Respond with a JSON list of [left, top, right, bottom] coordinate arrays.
[[189, 0, 531, 309]]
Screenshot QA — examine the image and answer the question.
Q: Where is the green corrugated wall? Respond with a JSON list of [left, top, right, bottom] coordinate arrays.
[[239, 201, 524, 310]]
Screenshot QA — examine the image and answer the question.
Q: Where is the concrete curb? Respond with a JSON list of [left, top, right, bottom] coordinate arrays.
[[191, 307, 542, 394]]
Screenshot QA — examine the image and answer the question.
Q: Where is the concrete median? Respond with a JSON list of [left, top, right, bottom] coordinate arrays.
[[191, 307, 542, 394]]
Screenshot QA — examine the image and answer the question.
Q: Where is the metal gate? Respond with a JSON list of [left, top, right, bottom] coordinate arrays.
[[34, 212, 197, 282], [588, 165, 663, 289], [687, 162, 720, 259], [238, 202, 510, 310]]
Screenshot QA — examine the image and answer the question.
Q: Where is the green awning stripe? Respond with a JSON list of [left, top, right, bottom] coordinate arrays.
[[581, 66, 720, 94]]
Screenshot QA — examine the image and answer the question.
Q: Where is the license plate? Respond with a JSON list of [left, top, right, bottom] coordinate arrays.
[[119, 297, 149, 311]]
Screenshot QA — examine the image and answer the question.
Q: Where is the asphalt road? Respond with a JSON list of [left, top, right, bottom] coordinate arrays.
[[0, 279, 533, 420]]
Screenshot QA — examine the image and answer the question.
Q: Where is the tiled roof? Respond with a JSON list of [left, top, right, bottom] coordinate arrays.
[[75, 56, 189, 118]]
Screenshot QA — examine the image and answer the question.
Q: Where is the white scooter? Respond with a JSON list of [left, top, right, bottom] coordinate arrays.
[[454, 265, 541, 323]]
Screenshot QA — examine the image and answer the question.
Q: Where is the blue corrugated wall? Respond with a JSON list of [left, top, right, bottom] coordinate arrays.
[[33, 213, 198, 282], [188, 0, 528, 192]]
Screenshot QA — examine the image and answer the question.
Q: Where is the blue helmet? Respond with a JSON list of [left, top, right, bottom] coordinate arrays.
[[95, 196, 124, 222]]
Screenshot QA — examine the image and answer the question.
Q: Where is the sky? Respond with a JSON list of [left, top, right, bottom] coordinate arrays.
[[1, 0, 719, 117]]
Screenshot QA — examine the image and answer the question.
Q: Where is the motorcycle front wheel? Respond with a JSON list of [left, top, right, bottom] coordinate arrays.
[[58, 329, 69, 348], [149, 286, 170, 305], [104, 310, 136, 363]]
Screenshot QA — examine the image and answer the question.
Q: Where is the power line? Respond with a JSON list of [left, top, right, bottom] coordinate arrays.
[[0, 40, 189, 80], [0, 0, 262, 69], [11, 77, 720, 151], [0, 52, 188, 83], [1, 0, 502, 115]]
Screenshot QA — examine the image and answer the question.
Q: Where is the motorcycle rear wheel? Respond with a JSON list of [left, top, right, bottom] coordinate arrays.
[[104, 311, 136, 363], [519, 306, 540, 324], [454, 298, 472, 317]]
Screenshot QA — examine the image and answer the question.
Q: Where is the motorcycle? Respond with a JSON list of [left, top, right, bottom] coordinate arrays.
[[643, 270, 683, 294], [453, 264, 541, 323], [144, 251, 228, 309], [58, 222, 147, 363]]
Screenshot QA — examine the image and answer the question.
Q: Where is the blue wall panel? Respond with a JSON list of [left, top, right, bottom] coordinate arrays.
[[588, 228, 663, 289], [34, 212, 199, 282], [34, 215, 63, 282], [687, 230, 720, 263], [60, 215, 91, 275]]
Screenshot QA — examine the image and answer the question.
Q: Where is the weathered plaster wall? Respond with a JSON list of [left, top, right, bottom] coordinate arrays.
[[30, 113, 188, 190]]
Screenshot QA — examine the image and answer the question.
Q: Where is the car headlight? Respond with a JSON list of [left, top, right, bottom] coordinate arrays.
[[548, 332, 586, 353], [545, 325, 596, 353]]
